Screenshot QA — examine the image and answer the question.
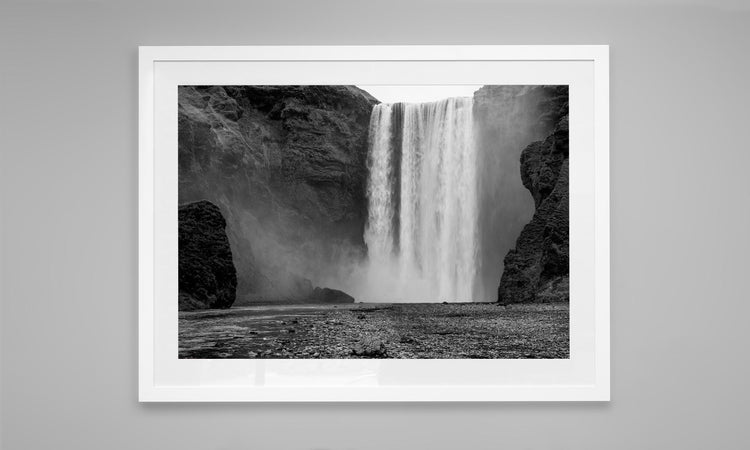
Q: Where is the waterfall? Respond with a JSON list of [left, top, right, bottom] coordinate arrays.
[[364, 97, 479, 302]]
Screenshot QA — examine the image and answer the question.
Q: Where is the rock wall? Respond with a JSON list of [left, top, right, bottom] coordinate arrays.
[[178, 86, 378, 302], [178, 201, 237, 311], [473, 85, 569, 301], [497, 102, 570, 304]]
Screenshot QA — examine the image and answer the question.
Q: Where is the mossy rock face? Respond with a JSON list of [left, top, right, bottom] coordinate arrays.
[[473, 85, 569, 302], [179, 200, 238, 311], [178, 86, 378, 301], [497, 95, 570, 305]]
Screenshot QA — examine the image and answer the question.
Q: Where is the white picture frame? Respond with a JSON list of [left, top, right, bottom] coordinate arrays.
[[139, 45, 610, 402]]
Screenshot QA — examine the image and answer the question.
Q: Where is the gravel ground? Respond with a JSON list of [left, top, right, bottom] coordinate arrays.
[[179, 302, 569, 359]]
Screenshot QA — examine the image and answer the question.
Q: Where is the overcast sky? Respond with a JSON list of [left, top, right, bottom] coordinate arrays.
[[358, 85, 483, 104]]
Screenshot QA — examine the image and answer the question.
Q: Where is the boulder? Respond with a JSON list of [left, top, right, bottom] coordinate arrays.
[[351, 338, 388, 358], [178, 200, 238, 310], [309, 287, 355, 304]]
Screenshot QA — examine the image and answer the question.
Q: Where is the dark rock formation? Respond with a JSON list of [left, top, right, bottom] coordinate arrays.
[[473, 85, 569, 300], [309, 287, 355, 304], [178, 85, 377, 302], [178, 200, 238, 310], [497, 104, 569, 304]]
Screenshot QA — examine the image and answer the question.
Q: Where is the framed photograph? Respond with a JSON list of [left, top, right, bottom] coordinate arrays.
[[139, 45, 609, 401]]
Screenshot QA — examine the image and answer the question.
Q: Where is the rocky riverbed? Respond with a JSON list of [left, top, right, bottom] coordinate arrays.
[[179, 302, 568, 359]]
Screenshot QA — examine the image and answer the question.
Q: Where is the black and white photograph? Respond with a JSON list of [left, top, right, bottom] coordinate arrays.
[[177, 84, 570, 359]]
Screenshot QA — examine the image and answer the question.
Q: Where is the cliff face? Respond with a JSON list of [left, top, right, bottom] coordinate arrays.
[[497, 98, 569, 304], [178, 86, 378, 302], [178, 201, 238, 311], [473, 85, 569, 301]]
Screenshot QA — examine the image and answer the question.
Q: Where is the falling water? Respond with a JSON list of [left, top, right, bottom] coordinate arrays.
[[364, 97, 479, 302]]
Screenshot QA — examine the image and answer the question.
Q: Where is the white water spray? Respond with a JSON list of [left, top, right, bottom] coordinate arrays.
[[363, 97, 479, 302]]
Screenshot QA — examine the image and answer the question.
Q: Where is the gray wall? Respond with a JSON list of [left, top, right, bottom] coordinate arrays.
[[1, 0, 749, 448]]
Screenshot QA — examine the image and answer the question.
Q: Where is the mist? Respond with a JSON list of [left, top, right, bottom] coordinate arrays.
[[473, 86, 552, 301], [240, 86, 555, 303]]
